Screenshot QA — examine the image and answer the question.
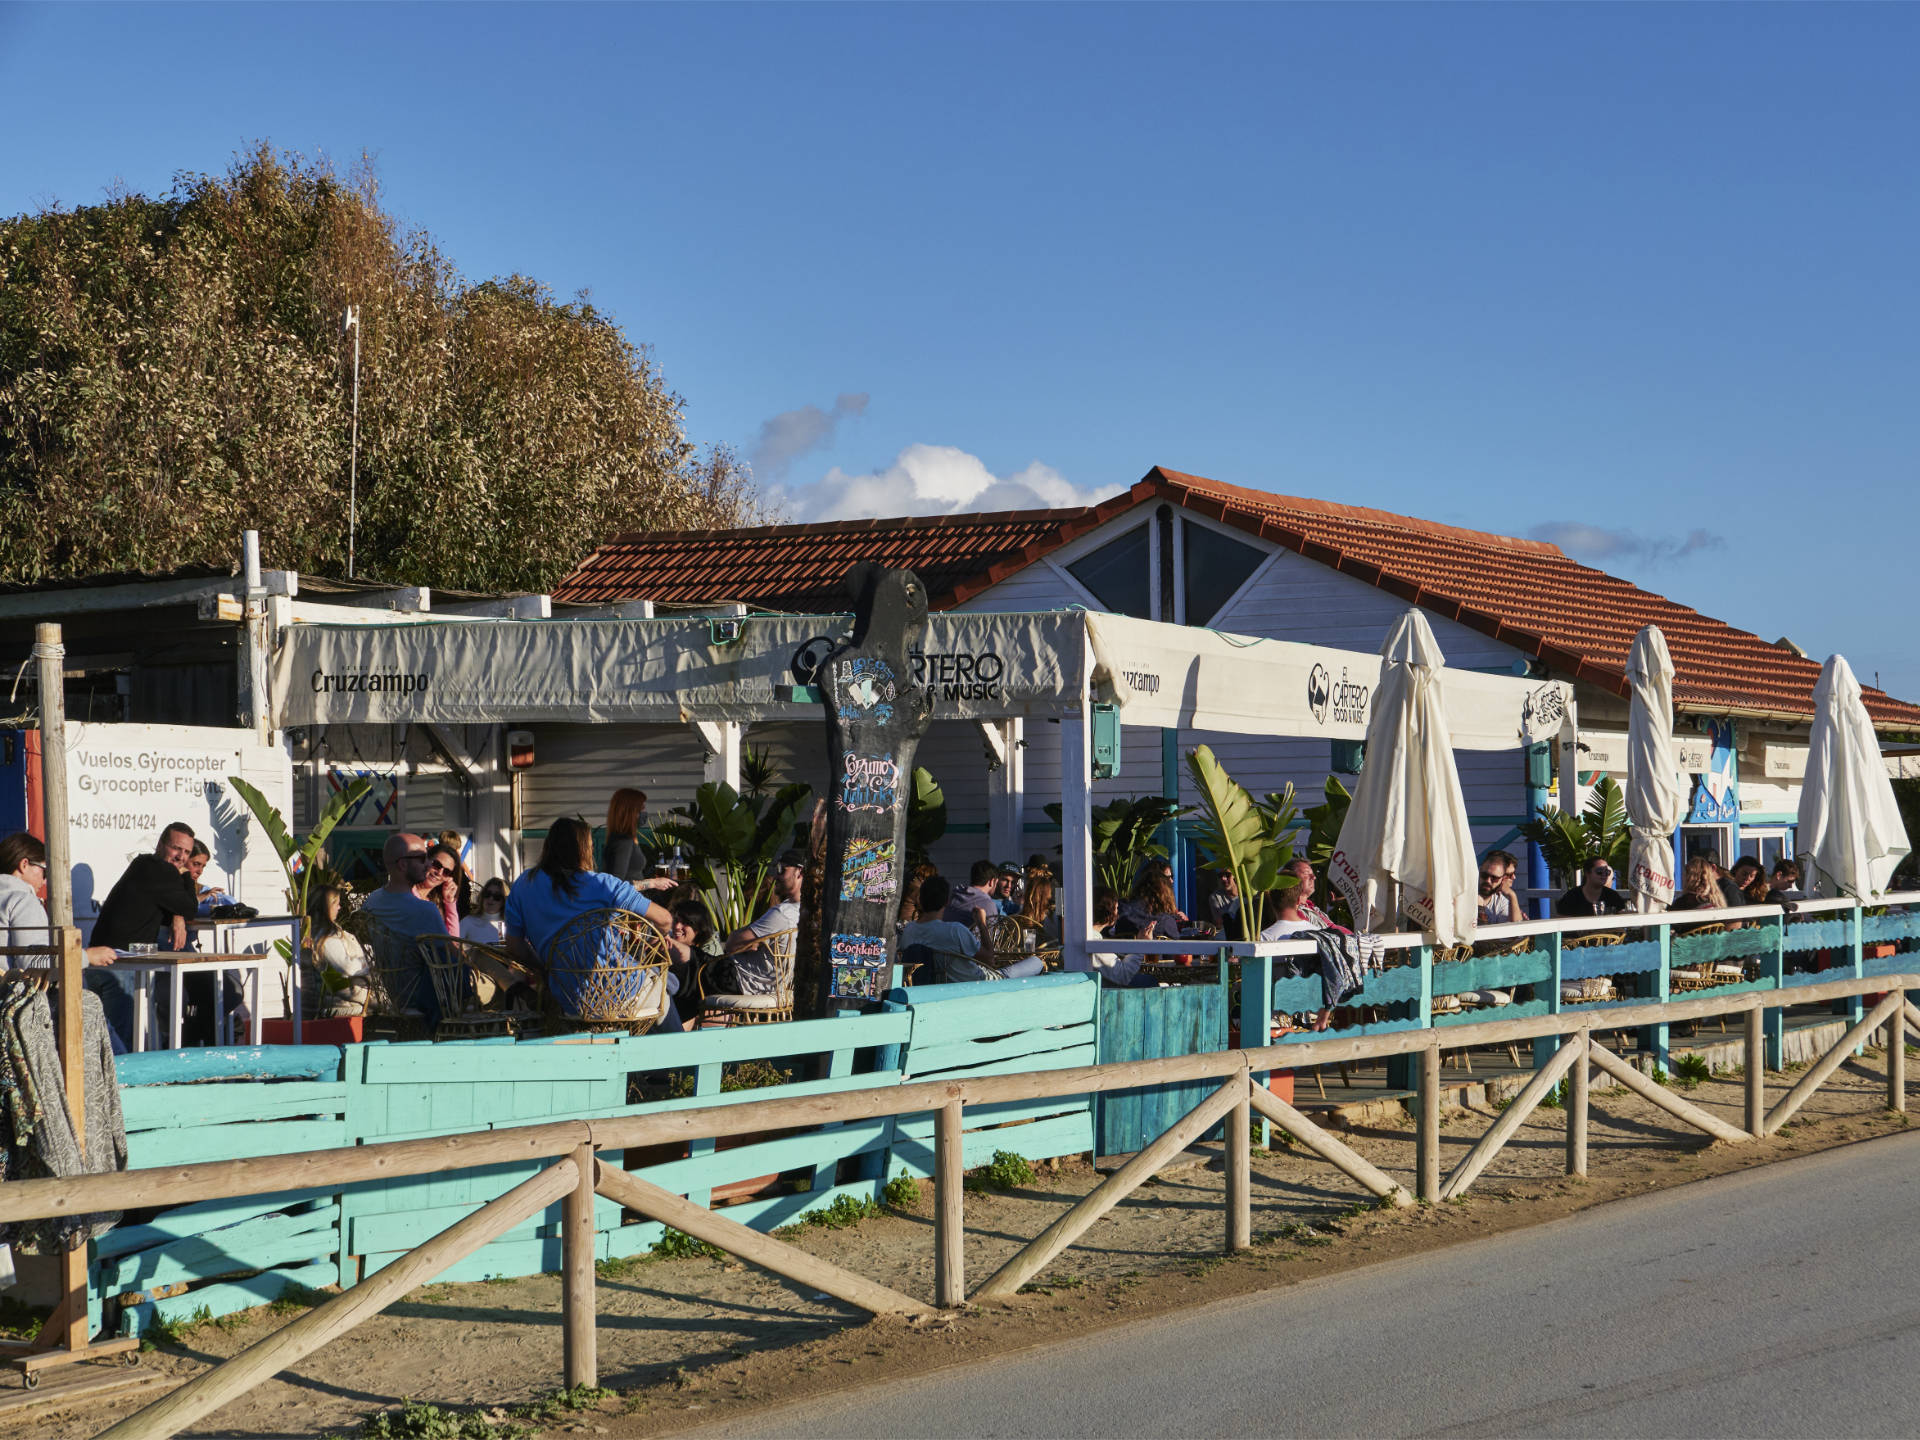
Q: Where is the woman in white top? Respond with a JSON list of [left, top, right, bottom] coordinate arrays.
[[0, 833, 115, 969], [1258, 882, 1334, 1030], [459, 878, 510, 945], [307, 885, 370, 1017]]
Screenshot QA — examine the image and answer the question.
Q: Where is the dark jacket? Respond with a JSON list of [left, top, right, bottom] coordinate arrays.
[[1555, 884, 1631, 918], [91, 855, 195, 950]]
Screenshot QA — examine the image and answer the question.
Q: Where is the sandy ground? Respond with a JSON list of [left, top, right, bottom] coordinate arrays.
[[14, 1043, 1916, 1439]]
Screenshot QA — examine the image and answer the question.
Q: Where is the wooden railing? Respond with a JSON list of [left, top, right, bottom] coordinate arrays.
[[1, 962, 1913, 1439]]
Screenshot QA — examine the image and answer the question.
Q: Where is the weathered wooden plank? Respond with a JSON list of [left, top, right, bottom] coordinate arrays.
[[1561, 939, 1662, 980], [894, 1093, 1092, 1137], [1352, 966, 1424, 1007], [121, 1082, 350, 1133], [1431, 952, 1552, 996], [115, 1047, 345, 1087], [1270, 974, 1322, 1015], [97, 1189, 339, 1260], [123, 1260, 339, 1335], [349, 1195, 623, 1254], [888, 1112, 1095, 1178], [898, 1021, 1098, 1075], [901, 985, 1098, 1050], [1432, 997, 1551, 1028], [1782, 918, 1853, 952], [1863, 912, 1920, 945], [630, 1119, 892, 1191], [126, 1119, 349, 1170], [98, 1208, 340, 1297], [1672, 928, 1782, 966]]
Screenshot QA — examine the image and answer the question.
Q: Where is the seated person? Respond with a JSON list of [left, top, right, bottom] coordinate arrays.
[[664, 900, 724, 999], [710, 849, 806, 998], [186, 840, 240, 917], [504, 817, 678, 1027], [996, 863, 1025, 916], [360, 832, 464, 1025], [1284, 859, 1334, 928], [942, 860, 1002, 940], [1476, 850, 1524, 925], [305, 885, 370, 1017], [1207, 872, 1242, 935], [1668, 856, 1724, 912], [1556, 860, 1631, 918], [460, 878, 511, 945], [1728, 856, 1771, 906], [1067, 889, 1151, 988], [1120, 861, 1193, 940], [1259, 881, 1320, 941], [902, 876, 984, 980], [90, 822, 201, 1046], [1019, 867, 1059, 944], [1768, 859, 1806, 903]]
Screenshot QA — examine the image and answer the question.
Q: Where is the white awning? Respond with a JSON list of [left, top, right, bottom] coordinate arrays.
[[1083, 613, 1568, 751]]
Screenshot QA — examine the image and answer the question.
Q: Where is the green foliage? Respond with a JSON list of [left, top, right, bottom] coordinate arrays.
[[794, 1193, 883, 1230], [906, 767, 948, 869], [1520, 774, 1630, 883], [882, 1172, 922, 1210], [653, 778, 812, 934], [359, 1399, 528, 1440], [1183, 746, 1297, 941], [0, 145, 762, 591], [1650, 1065, 1670, 1088], [1672, 1053, 1713, 1089], [966, 1150, 1035, 1192], [1302, 775, 1355, 926], [1042, 793, 1189, 898], [650, 1228, 726, 1262], [508, 1386, 615, 1423], [229, 774, 370, 961], [663, 1059, 794, 1100]]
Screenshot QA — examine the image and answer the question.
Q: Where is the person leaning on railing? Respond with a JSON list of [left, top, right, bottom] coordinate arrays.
[[0, 833, 116, 970]]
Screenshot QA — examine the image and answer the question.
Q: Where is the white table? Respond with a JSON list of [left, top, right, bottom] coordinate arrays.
[[116, 952, 276, 1051]]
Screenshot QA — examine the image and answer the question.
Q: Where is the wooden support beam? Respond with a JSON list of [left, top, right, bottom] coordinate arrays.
[[935, 1102, 965, 1307], [1588, 1041, 1749, 1145], [1417, 1045, 1441, 1202], [1745, 1004, 1766, 1138], [101, 1159, 581, 1440], [1247, 1085, 1410, 1207], [1565, 1027, 1588, 1178], [1225, 1090, 1251, 1251], [591, 1164, 931, 1317], [1891, 989, 1907, 1115], [974, 1077, 1245, 1301], [562, 1143, 597, 1390], [1441, 1037, 1585, 1201], [1764, 990, 1904, 1136]]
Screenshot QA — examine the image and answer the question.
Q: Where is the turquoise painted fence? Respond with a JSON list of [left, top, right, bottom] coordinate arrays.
[[103, 974, 1098, 1335], [1094, 968, 1231, 1157]]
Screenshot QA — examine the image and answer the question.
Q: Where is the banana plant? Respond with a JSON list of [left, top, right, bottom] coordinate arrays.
[[227, 775, 373, 963], [1520, 773, 1630, 884], [1184, 746, 1296, 942], [653, 779, 813, 934], [906, 767, 947, 870], [1042, 794, 1189, 896]]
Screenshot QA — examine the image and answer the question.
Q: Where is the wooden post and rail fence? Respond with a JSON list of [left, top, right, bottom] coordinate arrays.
[[0, 968, 1909, 1439]]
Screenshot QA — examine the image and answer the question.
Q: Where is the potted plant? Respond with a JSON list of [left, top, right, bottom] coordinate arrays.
[[653, 779, 813, 935], [1519, 774, 1630, 887], [1041, 793, 1189, 897]]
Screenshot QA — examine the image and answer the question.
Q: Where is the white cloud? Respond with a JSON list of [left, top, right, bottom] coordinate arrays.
[[781, 443, 1124, 523], [1529, 521, 1725, 567]]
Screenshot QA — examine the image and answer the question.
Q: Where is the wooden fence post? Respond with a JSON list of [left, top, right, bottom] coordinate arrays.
[[935, 1101, 965, 1307], [1417, 1043, 1441, 1203], [1225, 1081, 1251, 1252], [1565, 1024, 1588, 1177], [562, 1142, 597, 1390], [1889, 988, 1907, 1114], [1745, 1002, 1766, 1138]]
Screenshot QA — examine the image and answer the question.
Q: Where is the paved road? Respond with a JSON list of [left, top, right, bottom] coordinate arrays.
[[675, 1131, 1920, 1439]]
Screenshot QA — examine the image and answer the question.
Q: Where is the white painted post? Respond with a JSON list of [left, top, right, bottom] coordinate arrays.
[[985, 718, 1026, 863], [1060, 671, 1094, 975], [699, 721, 743, 791]]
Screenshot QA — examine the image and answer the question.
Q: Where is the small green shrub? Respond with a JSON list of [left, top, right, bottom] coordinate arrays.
[[1650, 1066, 1670, 1087], [882, 1172, 921, 1210], [797, 1193, 883, 1230], [510, 1385, 615, 1422], [1672, 1054, 1712, 1090], [650, 1228, 726, 1262], [965, 1150, 1035, 1192], [265, 1283, 330, 1317], [359, 1399, 529, 1439]]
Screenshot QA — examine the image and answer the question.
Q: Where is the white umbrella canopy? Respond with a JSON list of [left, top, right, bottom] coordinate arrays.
[[1327, 610, 1479, 945], [1797, 654, 1911, 899], [1625, 625, 1687, 912]]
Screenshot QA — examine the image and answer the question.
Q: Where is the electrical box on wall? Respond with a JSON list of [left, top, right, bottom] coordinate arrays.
[[1091, 703, 1122, 780], [507, 730, 536, 770], [1525, 742, 1552, 790], [1331, 739, 1366, 775]]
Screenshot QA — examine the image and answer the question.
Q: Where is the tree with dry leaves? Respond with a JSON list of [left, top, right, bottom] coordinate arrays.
[[0, 144, 761, 592]]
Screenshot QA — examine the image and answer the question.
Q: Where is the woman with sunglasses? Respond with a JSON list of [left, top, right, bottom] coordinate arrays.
[[0, 832, 115, 969], [460, 878, 512, 946]]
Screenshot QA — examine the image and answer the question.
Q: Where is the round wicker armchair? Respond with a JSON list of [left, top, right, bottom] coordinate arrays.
[[543, 908, 673, 1035], [351, 915, 433, 1040], [415, 933, 534, 1041], [699, 929, 796, 1026]]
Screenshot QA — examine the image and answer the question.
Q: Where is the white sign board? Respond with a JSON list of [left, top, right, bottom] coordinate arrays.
[[65, 723, 291, 924]]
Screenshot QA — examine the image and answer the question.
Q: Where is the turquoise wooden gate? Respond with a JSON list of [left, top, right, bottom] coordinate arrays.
[[1093, 971, 1232, 1157]]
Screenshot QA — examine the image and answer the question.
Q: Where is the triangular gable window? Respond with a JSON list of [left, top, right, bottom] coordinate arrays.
[[1065, 524, 1151, 619], [1183, 522, 1266, 626]]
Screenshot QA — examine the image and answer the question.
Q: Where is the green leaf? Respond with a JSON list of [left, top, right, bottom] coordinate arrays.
[[227, 776, 295, 867]]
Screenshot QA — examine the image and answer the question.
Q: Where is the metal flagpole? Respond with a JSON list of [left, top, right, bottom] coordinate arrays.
[[345, 305, 360, 579]]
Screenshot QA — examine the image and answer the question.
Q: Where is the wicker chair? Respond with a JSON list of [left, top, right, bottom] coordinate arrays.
[[544, 908, 673, 1035], [985, 915, 1029, 968], [699, 928, 796, 1025], [416, 934, 531, 1041], [356, 917, 433, 1040]]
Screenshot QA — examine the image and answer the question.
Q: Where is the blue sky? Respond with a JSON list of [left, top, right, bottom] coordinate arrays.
[[3, 4, 1916, 696]]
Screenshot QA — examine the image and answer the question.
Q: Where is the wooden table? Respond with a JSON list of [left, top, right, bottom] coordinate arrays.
[[113, 952, 276, 1051]]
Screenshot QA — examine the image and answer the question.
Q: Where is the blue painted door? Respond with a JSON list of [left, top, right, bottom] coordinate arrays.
[[1094, 974, 1231, 1157]]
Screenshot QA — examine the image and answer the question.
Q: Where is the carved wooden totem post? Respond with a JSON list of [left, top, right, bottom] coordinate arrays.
[[809, 563, 932, 1015]]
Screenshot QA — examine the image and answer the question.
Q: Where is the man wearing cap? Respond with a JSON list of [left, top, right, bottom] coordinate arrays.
[[994, 862, 1024, 917], [719, 849, 806, 997]]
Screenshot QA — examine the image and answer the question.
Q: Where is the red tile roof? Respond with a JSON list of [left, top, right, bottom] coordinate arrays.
[[554, 468, 1920, 732]]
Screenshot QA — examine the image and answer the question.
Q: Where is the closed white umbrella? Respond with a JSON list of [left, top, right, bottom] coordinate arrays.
[[1625, 625, 1686, 912], [1797, 654, 1910, 899], [1327, 611, 1478, 945]]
